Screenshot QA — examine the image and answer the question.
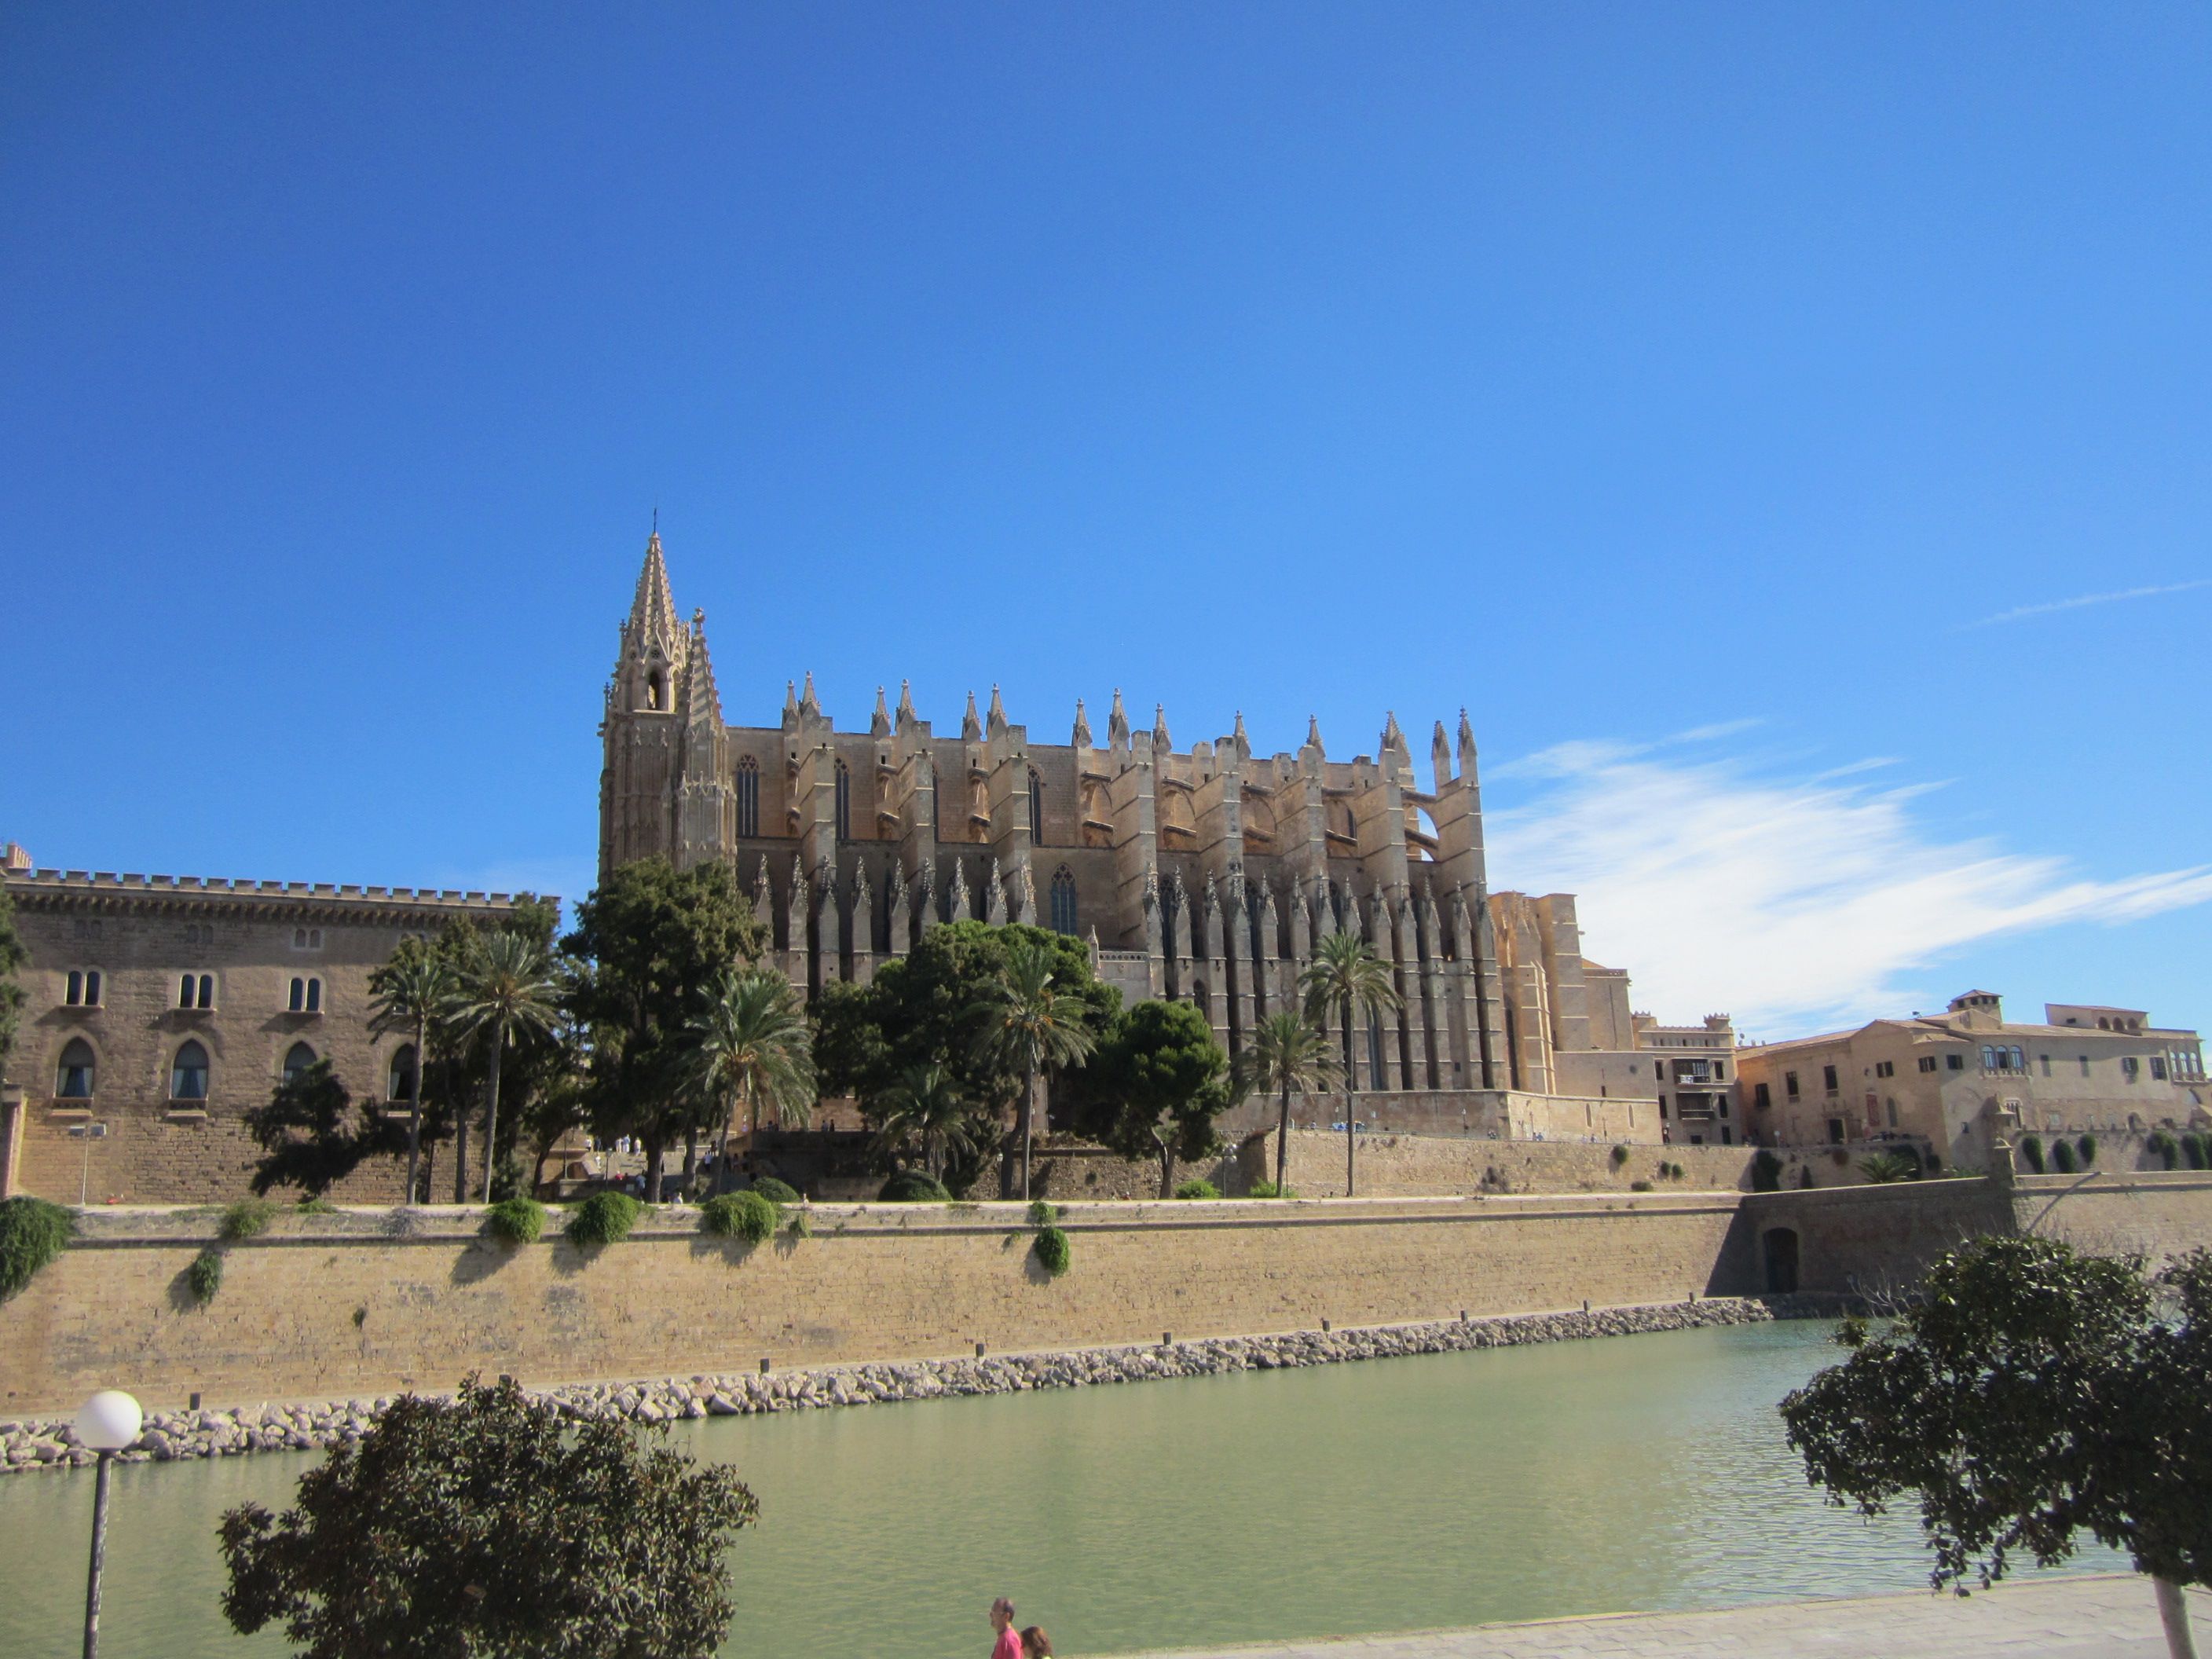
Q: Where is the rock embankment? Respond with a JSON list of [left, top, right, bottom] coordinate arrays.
[[1, 1295, 1820, 1474]]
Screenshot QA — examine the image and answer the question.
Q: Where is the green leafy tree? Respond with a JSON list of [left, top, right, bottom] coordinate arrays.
[[242, 1060, 405, 1197], [968, 930, 1102, 1199], [1076, 998, 1232, 1199], [816, 921, 1119, 1194], [868, 1063, 980, 1183], [1232, 1010, 1343, 1198], [445, 932, 562, 1203], [368, 939, 452, 1205], [1298, 928, 1402, 1198], [563, 858, 764, 1201], [1858, 1151, 1917, 1184], [219, 1374, 758, 1659], [687, 965, 815, 1189], [0, 886, 26, 1101], [1782, 1236, 2210, 1659]]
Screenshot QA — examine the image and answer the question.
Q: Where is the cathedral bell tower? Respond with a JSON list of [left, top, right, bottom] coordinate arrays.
[[599, 531, 698, 880]]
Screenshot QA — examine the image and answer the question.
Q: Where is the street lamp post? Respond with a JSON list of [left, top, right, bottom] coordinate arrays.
[[75, 1390, 141, 1659], [67, 1122, 109, 1207]]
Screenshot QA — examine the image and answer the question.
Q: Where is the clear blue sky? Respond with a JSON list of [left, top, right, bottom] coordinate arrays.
[[4, 5, 2207, 1034]]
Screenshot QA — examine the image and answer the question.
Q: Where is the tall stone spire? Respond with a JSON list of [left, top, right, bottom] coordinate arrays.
[[870, 686, 891, 737], [1071, 698, 1093, 748], [782, 679, 800, 722], [896, 679, 917, 727], [987, 684, 1009, 740], [1230, 711, 1251, 761], [1432, 720, 1452, 789], [1303, 716, 1325, 760], [626, 530, 683, 660], [1381, 710, 1405, 754], [1457, 707, 1478, 771], [683, 611, 723, 727], [1153, 703, 1173, 752], [1108, 688, 1130, 750], [799, 672, 822, 720], [961, 690, 983, 742]]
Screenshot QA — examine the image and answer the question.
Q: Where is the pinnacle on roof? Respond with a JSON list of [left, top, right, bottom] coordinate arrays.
[[987, 683, 1009, 739], [1381, 710, 1405, 752], [683, 617, 723, 726], [1108, 688, 1130, 747], [1457, 707, 1478, 761], [895, 679, 917, 723], [870, 686, 891, 737], [783, 679, 800, 718], [800, 672, 821, 718], [961, 690, 983, 742], [1305, 715, 1325, 755], [1152, 702, 1172, 750], [1071, 698, 1093, 748], [1230, 711, 1250, 759]]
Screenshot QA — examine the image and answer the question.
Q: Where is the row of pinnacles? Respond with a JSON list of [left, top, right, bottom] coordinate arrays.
[[601, 533, 1609, 1099]]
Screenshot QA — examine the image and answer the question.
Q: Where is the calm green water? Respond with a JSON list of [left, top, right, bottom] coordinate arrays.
[[0, 1323, 2113, 1657]]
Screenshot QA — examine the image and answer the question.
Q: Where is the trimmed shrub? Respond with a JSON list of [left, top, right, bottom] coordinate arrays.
[[2077, 1134, 2097, 1168], [1032, 1224, 1071, 1277], [1026, 1199, 1057, 1226], [0, 1196, 74, 1301], [787, 1210, 811, 1240], [1670, 1162, 1687, 1180], [188, 1247, 223, 1305], [2050, 1138, 2078, 1174], [2149, 1130, 2179, 1170], [1246, 1179, 1293, 1199], [701, 1191, 778, 1244], [878, 1170, 952, 1203], [296, 1195, 338, 1215], [220, 1199, 277, 1242], [565, 1191, 643, 1248], [1174, 1178, 1221, 1200], [2019, 1133, 2046, 1174], [1751, 1151, 1783, 1192], [1925, 1151, 1942, 1171], [749, 1177, 801, 1205], [2186, 1133, 2209, 1171], [1610, 1144, 1630, 1167], [485, 1196, 546, 1244], [1629, 1179, 1654, 1192]]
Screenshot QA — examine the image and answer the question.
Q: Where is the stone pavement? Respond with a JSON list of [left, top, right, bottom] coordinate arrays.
[[1111, 1575, 2201, 1659]]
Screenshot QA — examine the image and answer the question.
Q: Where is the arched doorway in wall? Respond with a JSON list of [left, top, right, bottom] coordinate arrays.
[[1763, 1227, 1800, 1295]]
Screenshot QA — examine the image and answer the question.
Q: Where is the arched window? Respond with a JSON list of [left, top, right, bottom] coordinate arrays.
[[177, 972, 216, 1010], [289, 976, 323, 1014], [646, 668, 666, 711], [56, 1038, 95, 1100], [1029, 769, 1044, 844], [170, 1040, 210, 1101], [1049, 866, 1079, 935], [283, 1042, 317, 1084], [388, 1043, 419, 1102], [735, 756, 760, 838], [834, 759, 851, 842]]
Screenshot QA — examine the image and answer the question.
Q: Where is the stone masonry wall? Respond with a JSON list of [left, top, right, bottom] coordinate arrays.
[[1241, 1129, 1878, 1198], [0, 1193, 1746, 1416], [2010, 1170, 2212, 1267]]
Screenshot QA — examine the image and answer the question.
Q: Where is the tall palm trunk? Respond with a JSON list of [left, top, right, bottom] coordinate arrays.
[[452, 1097, 471, 1204], [643, 1132, 665, 1203], [1276, 1078, 1293, 1196], [404, 1010, 426, 1206], [1020, 1057, 1038, 1200], [478, 1016, 507, 1203], [2155, 1577, 2198, 1659], [1340, 994, 1358, 1199], [680, 1125, 699, 1199]]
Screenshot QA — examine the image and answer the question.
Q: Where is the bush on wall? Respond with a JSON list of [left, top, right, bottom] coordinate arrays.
[[221, 1199, 277, 1242], [0, 1196, 73, 1301], [484, 1197, 546, 1244], [565, 1192, 643, 1249], [1032, 1224, 1071, 1278], [1173, 1178, 1220, 1200], [2050, 1138, 2078, 1174], [878, 1170, 951, 1203], [188, 1247, 224, 1306], [2019, 1134, 2045, 1174], [700, 1191, 779, 1244], [749, 1177, 801, 1205]]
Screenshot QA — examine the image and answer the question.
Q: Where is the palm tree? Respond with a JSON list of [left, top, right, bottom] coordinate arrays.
[[1233, 1010, 1343, 1197], [967, 932, 1098, 1199], [445, 931, 562, 1203], [869, 1063, 979, 1184], [368, 944, 452, 1205], [687, 966, 815, 1189], [1298, 928, 1402, 1199]]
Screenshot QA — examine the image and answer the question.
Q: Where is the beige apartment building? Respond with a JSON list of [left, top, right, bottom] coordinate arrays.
[[0, 849, 542, 1203], [1734, 989, 2209, 1170]]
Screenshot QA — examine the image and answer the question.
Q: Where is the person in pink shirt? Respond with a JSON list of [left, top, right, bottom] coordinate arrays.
[[989, 1597, 1023, 1659]]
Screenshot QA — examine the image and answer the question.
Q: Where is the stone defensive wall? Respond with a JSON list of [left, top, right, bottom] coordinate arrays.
[[8, 1171, 2211, 1422]]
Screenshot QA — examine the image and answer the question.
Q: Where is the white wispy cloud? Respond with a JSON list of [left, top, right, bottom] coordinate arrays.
[[1486, 738, 2212, 1034], [1959, 578, 2211, 631]]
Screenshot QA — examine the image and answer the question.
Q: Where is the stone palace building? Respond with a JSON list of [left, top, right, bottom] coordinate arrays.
[[600, 534, 1734, 1142]]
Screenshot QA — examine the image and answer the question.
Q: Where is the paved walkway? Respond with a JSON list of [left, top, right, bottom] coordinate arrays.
[[1111, 1575, 2200, 1659]]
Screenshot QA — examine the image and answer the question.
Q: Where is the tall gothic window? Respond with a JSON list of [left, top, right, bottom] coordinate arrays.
[[1028, 769, 1044, 844], [284, 1042, 318, 1083], [736, 756, 760, 838], [389, 1044, 419, 1102], [171, 1040, 211, 1101], [833, 759, 851, 842], [57, 1038, 95, 1100], [1049, 866, 1079, 935]]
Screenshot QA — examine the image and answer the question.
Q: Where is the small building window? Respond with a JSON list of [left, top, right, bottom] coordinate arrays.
[[1822, 1064, 1839, 1092], [2151, 1057, 2168, 1081], [1784, 1070, 1799, 1100], [2122, 1056, 2141, 1082], [736, 756, 760, 838], [291, 927, 324, 950], [2079, 1055, 2091, 1076], [289, 976, 324, 1014], [177, 972, 217, 1010], [1874, 1060, 1893, 1079], [1752, 1082, 1771, 1110], [1946, 1053, 1964, 1071], [1826, 1116, 1845, 1144], [1029, 769, 1045, 844], [834, 759, 851, 843], [2039, 1053, 2052, 1076], [283, 1042, 318, 1083], [56, 1038, 96, 1100], [1049, 866, 1079, 935], [389, 1044, 419, 1102], [1917, 1056, 1937, 1074], [170, 1040, 210, 1101], [64, 969, 102, 1007]]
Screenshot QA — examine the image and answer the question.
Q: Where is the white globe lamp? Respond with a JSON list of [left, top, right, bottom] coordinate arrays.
[[75, 1390, 142, 1452]]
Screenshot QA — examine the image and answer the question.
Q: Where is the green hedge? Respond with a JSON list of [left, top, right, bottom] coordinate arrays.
[[1032, 1224, 1071, 1277], [188, 1247, 223, 1305], [0, 1197, 74, 1300], [749, 1177, 801, 1204], [2150, 1130, 2179, 1170], [700, 1191, 779, 1244], [565, 1191, 643, 1248], [2019, 1133, 2046, 1174], [1246, 1179, 1293, 1199], [485, 1196, 547, 1244], [220, 1199, 277, 1241], [1173, 1178, 1221, 1200], [2051, 1138, 2078, 1174], [878, 1170, 951, 1203]]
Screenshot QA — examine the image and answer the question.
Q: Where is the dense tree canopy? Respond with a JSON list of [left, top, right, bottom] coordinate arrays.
[[242, 1060, 405, 1197], [1074, 998, 1232, 1198], [1782, 1236, 2212, 1659], [220, 1374, 758, 1659], [562, 858, 764, 1196]]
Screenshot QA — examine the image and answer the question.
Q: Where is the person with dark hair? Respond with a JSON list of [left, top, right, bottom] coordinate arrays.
[[1020, 1625, 1053, 1657], [989, 1598, 1021, 1659]]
